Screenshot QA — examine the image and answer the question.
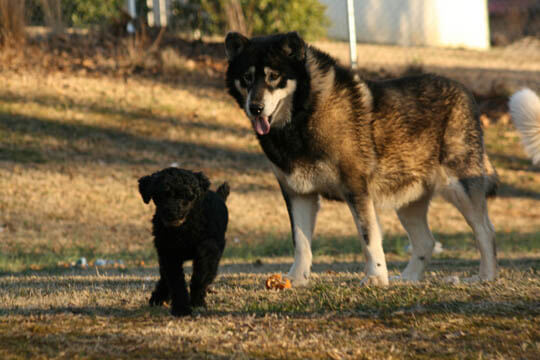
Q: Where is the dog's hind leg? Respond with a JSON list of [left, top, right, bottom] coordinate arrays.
[[346, 196, 389, 286], [396, 194, 435, 281], [441, 178, 497, 281], [190, 242, 222, 308], [282, 192, 320, 287]]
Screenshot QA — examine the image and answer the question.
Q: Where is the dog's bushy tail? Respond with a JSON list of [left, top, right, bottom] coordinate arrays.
[[509, 88, 540, 165], [216, 182, 230, 201]]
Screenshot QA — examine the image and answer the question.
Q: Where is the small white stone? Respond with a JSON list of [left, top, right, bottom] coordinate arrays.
[[444, 275, 460, 284], [433, 241, 444, 254]]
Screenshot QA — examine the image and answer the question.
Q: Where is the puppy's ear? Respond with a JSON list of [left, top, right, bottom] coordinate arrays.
[[225, 32, 249, 62], [280, 32, 306, 62], [138, 175, 154, 204], [195, 172, 211, 193]]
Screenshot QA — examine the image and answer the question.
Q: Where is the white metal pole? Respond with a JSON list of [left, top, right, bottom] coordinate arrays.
[[159, 0, 168, 27], [147, 0, 155, 26], [126, 0, 136, 33], [346, 0, 357, 69]]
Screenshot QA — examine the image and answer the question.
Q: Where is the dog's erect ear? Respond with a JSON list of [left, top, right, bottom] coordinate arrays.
[[225, 32, 249, 62], [280, 32, 306, 62], [138, 175, 154, 204], [195, 172, 211, 193]]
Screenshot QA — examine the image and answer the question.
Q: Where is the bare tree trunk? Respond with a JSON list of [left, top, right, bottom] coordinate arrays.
[[40, 0, 64, 34], [224, 0, 249, 36], [0, 0, 26, 46]]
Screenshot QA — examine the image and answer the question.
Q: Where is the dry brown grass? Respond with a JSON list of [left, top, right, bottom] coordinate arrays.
[[0, 37, 539, 359], [0, 70, 538, 268], [1, 263, 538, 359]]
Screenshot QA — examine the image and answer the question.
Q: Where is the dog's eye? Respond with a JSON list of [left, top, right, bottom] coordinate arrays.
[[242, 72, 252, 84], [269, 72, 280, 82]]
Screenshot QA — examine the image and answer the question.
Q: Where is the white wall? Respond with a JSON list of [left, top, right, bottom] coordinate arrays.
[[321, 0, 490, 50]]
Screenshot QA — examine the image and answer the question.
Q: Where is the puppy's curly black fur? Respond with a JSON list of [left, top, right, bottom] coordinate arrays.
[[139, 167, 229, 317]]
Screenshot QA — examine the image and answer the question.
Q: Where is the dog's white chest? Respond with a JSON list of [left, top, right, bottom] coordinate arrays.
[[271, 162, 340, 196]]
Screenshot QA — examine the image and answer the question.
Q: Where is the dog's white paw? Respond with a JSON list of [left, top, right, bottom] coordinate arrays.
[[285, 271, 310, 287], [286, 263, 311, 287], [360, 275, 389, 286], [443, 275, 461, 284], [389, 275, 420, 284], [287, 277, 310, 287], [461, 275, 483, 283], [395, 270, 424, 283], [443, 274, 493, 285]]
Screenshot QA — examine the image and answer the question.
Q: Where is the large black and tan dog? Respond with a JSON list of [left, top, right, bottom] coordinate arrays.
[[225, 32, 498, 286]]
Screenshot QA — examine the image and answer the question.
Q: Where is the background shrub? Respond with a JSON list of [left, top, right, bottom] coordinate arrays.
[[29, 0, 145, 28], [25, 0, 329, 39], [173, 0, 330, 40]]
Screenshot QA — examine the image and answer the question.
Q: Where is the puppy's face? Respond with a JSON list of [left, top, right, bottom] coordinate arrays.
[[138, 168, 210, 227]]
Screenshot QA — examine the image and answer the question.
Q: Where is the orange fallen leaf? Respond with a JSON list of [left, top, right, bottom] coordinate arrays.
[[265, 274, 291, 290]]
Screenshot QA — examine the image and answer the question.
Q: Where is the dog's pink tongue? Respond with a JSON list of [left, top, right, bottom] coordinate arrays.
[[254, 116, 270, 135]]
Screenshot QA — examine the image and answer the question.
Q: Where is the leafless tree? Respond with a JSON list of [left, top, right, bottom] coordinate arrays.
[[40, 0, 64, 34], [0, 0, 26, 46], [224, 0, 249, 36]]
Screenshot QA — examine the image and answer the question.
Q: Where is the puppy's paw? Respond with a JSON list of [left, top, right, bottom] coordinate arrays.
[[149, 292, 167, 306], [170, 306, 192, 317], [190, 297, 206, 308]]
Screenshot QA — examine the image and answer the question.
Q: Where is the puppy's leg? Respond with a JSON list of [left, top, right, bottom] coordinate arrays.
[[441, 179, 496, 281], [149, 262, 170, 306], [396, 194, 435, 281], [159, 252, 191, 316], [190, 241, 222, 308], [282, 190, 320, 287], [346, 194, 389, 286]]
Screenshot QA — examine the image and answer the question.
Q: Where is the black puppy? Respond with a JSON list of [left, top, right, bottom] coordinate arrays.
[[138, 167, 229, 316]]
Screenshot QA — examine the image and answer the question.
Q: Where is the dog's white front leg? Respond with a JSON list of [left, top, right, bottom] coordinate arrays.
[[282, 191, 320, 287], [347, 197, 389, 286]]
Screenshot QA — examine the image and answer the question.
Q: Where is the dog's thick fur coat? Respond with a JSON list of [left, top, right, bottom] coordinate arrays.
[[225, 32, 498, 285], [139, 167, 229, 316], [509, 88, 540, 165]]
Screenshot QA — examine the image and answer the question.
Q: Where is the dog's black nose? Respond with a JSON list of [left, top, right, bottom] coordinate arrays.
[[249, 103, 264, 116]]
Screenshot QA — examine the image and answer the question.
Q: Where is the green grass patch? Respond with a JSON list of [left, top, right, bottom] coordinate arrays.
[[1, 230, 538, 273]]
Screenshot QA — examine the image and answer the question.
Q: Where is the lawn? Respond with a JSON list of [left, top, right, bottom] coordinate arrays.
[[0, 34, 539, 359]]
